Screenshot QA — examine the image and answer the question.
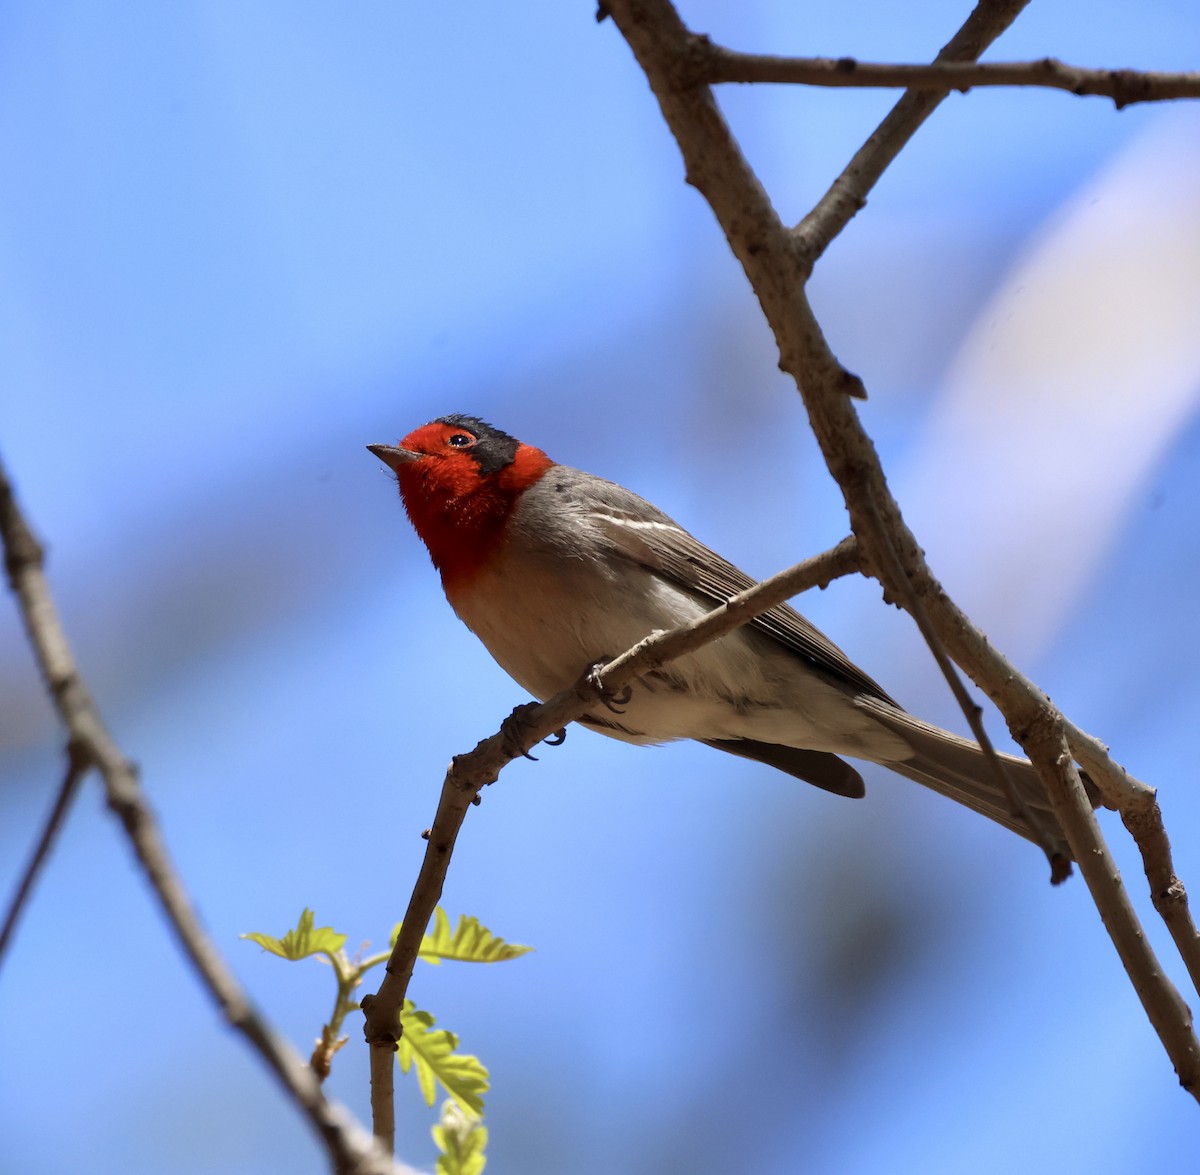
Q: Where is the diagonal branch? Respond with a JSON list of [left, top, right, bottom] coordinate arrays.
[[0, 742, 87, 969], [601, 0, 1200, 1097], [1025, 720, 1199, 1090], [0, 457, 402, 1175], [1071, 723, 1200, 999], [361, 539, 861, 1074], [794, 0, 1031, 260], [693, 46, 1200, 108]]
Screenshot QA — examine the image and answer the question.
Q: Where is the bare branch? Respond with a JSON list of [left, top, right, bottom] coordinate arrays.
[[600, 0, 1200, 1097], [361, 539, 861, 1068], [694, 44, 1200, 108], [794, 0, 1032, 260], [1025, 720, 1199, 1091], [1067, 722, 1200, 999], [0, 743, 87, 970], [0, 457, 401, 1175], [1060, 730, 1200, 989]]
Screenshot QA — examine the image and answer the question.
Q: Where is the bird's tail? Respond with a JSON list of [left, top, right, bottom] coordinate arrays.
[[865, 704, 1100, 869]]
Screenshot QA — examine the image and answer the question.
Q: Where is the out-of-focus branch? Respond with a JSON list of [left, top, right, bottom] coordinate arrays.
[[600, 0, 1200, 1097], [691, 44, 1200, 108], [0, 744, 86, 969], [0, 458, 401, 1175], [361, 538, 861, 1119]]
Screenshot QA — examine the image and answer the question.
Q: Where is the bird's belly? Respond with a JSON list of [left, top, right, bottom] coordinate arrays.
[[445, 553, 906, 759]]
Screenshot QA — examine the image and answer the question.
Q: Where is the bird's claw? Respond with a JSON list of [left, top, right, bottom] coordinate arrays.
[[586, 661, 633, 715], [518, 729, 565, 760]]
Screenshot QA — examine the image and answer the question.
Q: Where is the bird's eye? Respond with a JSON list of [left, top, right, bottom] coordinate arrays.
[[447, 433, 473, 448]]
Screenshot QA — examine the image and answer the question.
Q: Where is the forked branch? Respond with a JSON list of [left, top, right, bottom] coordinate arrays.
[[600, 0, 1200, 1095]]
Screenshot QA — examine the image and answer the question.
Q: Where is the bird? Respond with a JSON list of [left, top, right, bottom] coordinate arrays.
[[370, 413, 1092, 874]]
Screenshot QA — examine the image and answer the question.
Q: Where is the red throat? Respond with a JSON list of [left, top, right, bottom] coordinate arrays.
[[397, 443, 553, 588]]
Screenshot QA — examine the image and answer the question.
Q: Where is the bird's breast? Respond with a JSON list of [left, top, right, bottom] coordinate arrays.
[[444, 539, 675, 701]]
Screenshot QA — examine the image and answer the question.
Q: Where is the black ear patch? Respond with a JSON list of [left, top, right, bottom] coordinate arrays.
[[437, 414, 520, 476]]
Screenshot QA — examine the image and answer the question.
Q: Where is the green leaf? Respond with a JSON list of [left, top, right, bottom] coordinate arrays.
[[399, 908, 533, 966], [241, 909, 347, 961], [433, 1100, 487, 1175], [397, 1001, 489, 1118]]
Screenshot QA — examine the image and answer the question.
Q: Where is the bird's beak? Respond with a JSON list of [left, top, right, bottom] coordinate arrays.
[[367, 443, 423, 473]]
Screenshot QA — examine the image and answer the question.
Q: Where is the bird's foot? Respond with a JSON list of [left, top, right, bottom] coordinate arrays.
[[586, 660, 633, 714]]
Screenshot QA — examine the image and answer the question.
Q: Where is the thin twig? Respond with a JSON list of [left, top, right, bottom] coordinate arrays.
[[0, 457, 400, 1175], [692, 44, 1200, 108], [361, 539, 861, 1073], [1120, 796, 1200, 1003], [859, 496, 1065, 880], [1024, 719, 1199, 1090], [601, 0, 1200, 1104], [794, 0, 1032, 260], [1066, 722, 1200, 1000], [0, 742, 88, 969]]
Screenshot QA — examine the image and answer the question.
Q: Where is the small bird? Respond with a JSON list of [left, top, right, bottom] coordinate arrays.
[[370, 414, 1089, 871]]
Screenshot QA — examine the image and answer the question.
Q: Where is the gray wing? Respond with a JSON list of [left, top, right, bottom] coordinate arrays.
[[565, 469, 898, 706]]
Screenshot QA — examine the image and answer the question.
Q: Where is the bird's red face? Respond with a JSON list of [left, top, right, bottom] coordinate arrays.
[[388, 420, 511, 494], [371, 415, 554, 586]]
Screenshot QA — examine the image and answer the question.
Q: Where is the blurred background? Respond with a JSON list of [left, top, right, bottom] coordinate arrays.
[[3, 2, 1200, 1172]]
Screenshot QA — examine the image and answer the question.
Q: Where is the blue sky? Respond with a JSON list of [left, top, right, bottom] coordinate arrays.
[[3, 3, 1200, 1173]]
